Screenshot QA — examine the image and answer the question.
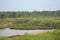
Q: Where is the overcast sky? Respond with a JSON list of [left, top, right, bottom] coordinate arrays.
[[0, 0, 60, 11]]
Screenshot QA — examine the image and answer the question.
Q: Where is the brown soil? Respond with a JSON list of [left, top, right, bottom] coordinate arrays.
[[34, 31, 49, 34], [0, 22, 12, 29]]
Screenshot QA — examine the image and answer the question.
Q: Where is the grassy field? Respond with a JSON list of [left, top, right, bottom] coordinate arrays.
[[0, 18, 60, 40], [0, 17, 60, 29], [0, 30, 60, 40], [0, 10, 60, 40]]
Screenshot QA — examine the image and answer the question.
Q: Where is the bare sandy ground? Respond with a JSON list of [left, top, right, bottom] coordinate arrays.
[[0, 22, 12, 29]]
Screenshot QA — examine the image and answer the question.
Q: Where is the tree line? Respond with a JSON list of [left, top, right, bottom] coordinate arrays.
[[0, 10, 60, 18]]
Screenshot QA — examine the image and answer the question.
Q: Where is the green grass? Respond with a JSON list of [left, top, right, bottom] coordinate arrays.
[[0, 17, 60, 29]]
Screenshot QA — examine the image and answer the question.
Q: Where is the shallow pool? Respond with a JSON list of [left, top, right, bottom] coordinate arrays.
[[0, 28, 54, 37]]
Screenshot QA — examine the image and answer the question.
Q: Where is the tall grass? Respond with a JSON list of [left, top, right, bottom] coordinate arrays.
[[0, 17, 60, 29]]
